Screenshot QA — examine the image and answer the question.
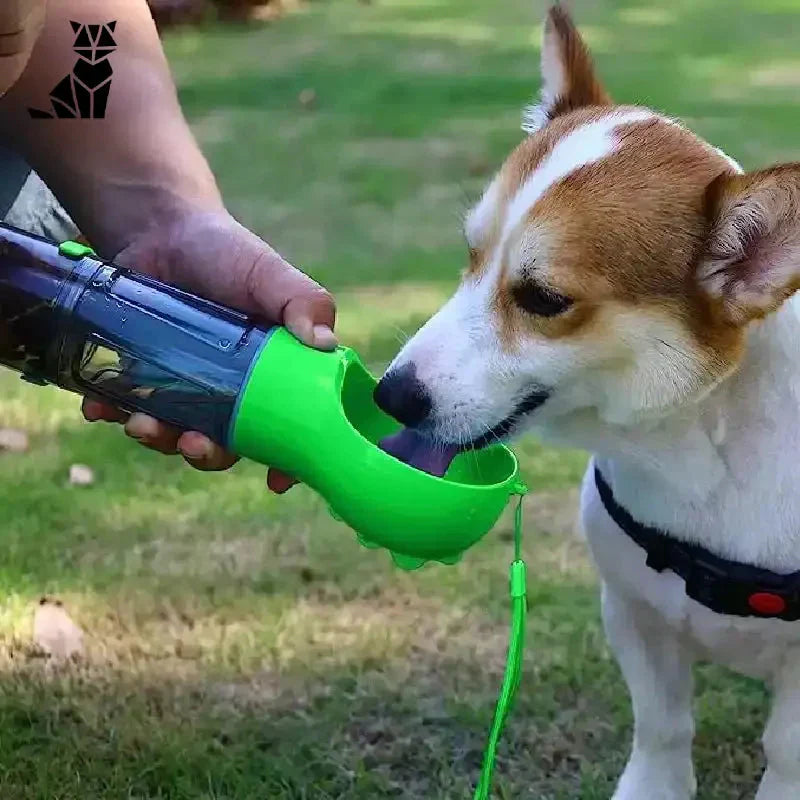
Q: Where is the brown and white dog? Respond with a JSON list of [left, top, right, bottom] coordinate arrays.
[[375, 5, 800, 799]]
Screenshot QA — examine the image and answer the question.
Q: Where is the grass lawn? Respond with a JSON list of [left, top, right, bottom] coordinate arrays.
[[2, 0, 798, 796]]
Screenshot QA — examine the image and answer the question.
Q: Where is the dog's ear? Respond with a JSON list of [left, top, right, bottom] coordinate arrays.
[[699, 165, 800, 325], [522, 4, 611, 134]]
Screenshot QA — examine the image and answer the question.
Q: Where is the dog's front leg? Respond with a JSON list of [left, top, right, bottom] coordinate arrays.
[[602, 584, 696, 800], [756, 650, 800, 799]]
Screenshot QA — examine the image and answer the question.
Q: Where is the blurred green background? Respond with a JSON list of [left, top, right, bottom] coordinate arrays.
[[2, 0, 797, 796]]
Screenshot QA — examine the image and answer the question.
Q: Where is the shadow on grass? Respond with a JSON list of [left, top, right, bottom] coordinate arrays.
[[0, 589, 767, 800], [0, 413, 768, 800], [174, 3, 800, 154]]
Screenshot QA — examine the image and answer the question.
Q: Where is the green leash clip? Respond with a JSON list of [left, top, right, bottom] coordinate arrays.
[[474, 486, 528, 800]]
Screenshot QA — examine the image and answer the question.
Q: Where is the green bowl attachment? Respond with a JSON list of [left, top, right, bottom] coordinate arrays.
[[231, 328, 523, 568]]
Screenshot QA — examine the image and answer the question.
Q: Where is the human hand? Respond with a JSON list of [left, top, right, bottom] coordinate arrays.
[[81, 209, 336, 493]]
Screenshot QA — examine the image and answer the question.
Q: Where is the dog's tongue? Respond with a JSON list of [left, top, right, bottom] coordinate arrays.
[[379, 429, 460, 478]]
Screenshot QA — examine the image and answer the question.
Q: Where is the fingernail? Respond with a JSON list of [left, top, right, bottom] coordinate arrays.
[[180, 438, 213, 461], [312, 324, 338, 350], [83, 400, 103, 421], [125, 413, 155, 440]]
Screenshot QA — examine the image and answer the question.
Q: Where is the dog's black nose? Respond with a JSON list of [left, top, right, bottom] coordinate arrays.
[[374, 364, 432, 428]]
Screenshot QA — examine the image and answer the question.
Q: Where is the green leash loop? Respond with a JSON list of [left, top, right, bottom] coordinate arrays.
[[473, 485, 528, 800]]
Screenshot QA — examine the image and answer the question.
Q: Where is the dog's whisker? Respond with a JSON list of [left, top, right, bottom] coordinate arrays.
[[389, 324, 411, 348]]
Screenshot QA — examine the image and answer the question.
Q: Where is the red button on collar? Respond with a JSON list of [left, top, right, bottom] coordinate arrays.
[[748, 592, 787, 616]]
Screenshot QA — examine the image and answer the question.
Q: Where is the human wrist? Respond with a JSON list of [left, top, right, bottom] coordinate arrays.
[[109, 204, 238, 291], [89, 177, 226, 259]]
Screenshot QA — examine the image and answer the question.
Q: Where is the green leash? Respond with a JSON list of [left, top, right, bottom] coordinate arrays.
[[473, 487, 528, 800]]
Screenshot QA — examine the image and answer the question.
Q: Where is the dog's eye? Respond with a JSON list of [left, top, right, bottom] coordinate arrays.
[[512, 282, 573, 317]]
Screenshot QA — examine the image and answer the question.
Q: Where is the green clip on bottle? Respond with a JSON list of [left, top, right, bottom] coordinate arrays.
[[0, 222, 523, 567]]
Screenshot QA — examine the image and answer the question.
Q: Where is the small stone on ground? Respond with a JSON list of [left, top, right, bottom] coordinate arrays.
[[33, 599, 85, 661], [69, 464, 95, 486], [0, 428, 29, 453]]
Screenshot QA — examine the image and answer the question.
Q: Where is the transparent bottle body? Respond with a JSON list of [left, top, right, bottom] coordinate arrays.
[[0, 223, 271, 446]]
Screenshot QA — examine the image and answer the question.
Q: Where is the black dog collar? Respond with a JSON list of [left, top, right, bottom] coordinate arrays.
[[594, 466, 800, 621]]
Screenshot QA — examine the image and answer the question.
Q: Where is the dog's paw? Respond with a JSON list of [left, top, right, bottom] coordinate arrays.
[[613, 783, 695, 800], [612, 754, 696, 800]]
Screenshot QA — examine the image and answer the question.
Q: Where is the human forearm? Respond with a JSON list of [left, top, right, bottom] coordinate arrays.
[[0, 0, 337, 485], [0, 0, 222, 256], [0, 1, 46, 97]]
